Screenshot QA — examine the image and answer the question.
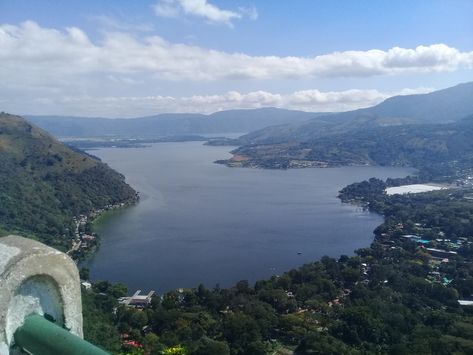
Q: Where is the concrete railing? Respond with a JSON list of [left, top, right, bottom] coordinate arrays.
[[0, 235, 107, 354]]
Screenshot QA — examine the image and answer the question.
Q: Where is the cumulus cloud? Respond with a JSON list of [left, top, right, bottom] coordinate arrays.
[[153, 0, 254, 26], [0, 21, 469, 116], [1, 22, 472, 88], [3, 88, 433, 118]]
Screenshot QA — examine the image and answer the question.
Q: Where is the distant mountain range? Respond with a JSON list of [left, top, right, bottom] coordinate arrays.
[[27, 108, 324, 138], [26, 82, 473, 144], [0, 113, 136, 249], [18, 81, 473, 177]]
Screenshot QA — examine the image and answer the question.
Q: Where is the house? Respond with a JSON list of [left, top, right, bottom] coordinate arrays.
[[425, 248, 458, 258], [81, 281, 92, 290], [82, 234, 96, 241], [120, 290, 155, 307]]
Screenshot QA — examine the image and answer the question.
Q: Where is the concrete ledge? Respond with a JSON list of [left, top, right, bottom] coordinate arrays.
[[0, 235, 83, 350]]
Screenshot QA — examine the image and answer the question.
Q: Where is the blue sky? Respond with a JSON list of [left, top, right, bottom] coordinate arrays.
[[1, 0, 473, 117]]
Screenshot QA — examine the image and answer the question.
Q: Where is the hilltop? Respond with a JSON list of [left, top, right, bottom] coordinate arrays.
[[0, 113, 136, 249], [226, 82, 473, 147], [225, 116, 473, 173], [218, 82, 473, 171]]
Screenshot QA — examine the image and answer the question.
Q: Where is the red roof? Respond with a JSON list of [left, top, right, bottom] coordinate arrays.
[[123, 340, 143, 348]]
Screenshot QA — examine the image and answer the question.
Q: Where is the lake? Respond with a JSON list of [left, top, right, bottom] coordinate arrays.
[[85, 142, 413, 293]]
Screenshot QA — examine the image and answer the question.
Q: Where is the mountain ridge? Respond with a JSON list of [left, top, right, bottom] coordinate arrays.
[[224, 115, 473, 176], [27, 107, 326, 138], [229, 82, 473, 146]]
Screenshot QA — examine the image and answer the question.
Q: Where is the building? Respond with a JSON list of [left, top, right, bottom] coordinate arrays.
[[119, 290, 155, 307], [458, 300, 473, 306], [425, 248, 458, 259], [81, 281, 92, 290]]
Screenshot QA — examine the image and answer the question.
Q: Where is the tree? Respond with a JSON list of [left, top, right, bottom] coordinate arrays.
[[110, 282, 128, 298], [295, 332, 357, 355], [192, 338, 230, 355], [223, 313, 261, 354], [143, 333, 163, 355], [79, 267, 90, 280]]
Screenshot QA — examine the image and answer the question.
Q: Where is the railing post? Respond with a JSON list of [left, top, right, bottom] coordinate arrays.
[[0, 235, 105, 354]]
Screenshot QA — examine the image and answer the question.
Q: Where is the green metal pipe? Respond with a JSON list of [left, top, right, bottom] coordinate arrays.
[[13, 314, 109, 355]]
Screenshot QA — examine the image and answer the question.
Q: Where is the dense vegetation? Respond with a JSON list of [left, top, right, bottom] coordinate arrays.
[[224, 115, 473, 177], [82, 179, 473, 354], [0, 113, 136, 249], [5, 83, 473, 353]]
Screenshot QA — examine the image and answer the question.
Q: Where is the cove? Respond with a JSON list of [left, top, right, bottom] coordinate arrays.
[[85, 142, 413, 293]]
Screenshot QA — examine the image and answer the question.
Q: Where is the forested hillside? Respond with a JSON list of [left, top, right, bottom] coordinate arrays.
[[0, 113, 136, 249], [223, 115, 473, 176], [83, 186, 473, 354], [224, 82, 473, 148]]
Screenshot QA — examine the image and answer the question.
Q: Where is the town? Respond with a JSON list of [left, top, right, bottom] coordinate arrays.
[[68, 195, 139, 259]]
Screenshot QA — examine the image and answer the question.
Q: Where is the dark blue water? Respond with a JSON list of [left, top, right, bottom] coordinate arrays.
[[86, 142, 412, 293]]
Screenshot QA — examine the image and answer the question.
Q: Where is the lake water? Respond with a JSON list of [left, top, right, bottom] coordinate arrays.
[[85, 142, 412, 293]]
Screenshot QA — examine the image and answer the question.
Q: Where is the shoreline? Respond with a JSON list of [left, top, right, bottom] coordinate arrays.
[[67, 192, 139, 261], [82, 143, 417, 293], [216, 155, 379, 170]]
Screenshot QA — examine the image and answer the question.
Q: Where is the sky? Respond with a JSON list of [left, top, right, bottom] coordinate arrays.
[[1, 0, 473, 117]]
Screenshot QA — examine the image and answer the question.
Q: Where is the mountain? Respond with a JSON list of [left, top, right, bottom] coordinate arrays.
[[231, 82, 473, 146], [224, 114, 473, 177], [364, 81, 473, 123], [27, 108, 324, 138], [0, 113, 136, 249]]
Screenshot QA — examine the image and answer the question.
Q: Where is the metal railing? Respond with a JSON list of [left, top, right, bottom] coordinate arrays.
[[13, 314, 109, 355]]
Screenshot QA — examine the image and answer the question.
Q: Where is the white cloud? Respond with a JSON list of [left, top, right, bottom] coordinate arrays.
[[238, 6, 258, 20], [153, 0, 252, 27], [1, 22, 472, 86], [153, 0, 181, 18], [0, 21, 470, 117]]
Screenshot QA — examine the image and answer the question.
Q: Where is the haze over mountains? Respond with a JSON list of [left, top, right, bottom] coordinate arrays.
[[28, 108, 323, 138], [27, 82, 473, 146]]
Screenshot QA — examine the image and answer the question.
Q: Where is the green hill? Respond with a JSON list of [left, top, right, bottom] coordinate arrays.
[[0, 113, 136, 249], [226, 115, 473, 178], [230, 82, 473, 147], [220, 83, 473, 172]]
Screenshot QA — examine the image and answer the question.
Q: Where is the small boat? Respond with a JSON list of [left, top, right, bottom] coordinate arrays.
[[297, 252, 302, 255]]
